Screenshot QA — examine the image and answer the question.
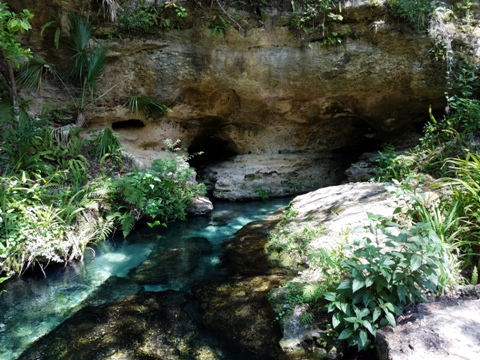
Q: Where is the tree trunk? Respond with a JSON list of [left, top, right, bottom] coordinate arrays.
[[0, 49, 20, 123]]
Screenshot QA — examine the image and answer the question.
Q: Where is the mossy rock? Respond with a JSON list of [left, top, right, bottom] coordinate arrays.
[[18, 291, 205, 360]]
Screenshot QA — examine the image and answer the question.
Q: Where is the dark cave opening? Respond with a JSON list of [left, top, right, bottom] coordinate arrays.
[[188, 136, 237, 169], [111, 119, 146, 130]]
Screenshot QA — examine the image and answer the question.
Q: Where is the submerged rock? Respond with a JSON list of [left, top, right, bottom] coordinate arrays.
[[223, 209, 292, 276], [193, 210, 295, 359], [82, 275, 144, 307], [18, 291, 217, 360], [129, 236, 212, 284], [194, 275, 289, 360]]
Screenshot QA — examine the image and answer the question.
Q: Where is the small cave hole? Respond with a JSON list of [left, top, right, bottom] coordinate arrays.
[[111, 119, 145, 130], [188, 136, 237, 169]]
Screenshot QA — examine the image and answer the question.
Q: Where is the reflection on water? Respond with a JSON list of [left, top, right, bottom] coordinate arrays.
[[0, 198, 290, 360]]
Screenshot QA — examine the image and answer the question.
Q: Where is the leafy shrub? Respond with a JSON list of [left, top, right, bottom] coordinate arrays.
[[324, 213, 458, 351], [110, 151, 205, 231], [387, 0, 437, 31], [117, 1, 188, 35], [373, 144, 416, 181]]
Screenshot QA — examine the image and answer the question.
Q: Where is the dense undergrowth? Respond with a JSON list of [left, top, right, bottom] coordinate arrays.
[[266, 0, 480, 354], [0, 115, 204, 277], [90, 1, 439, 45], [0, 5, 204, 279]]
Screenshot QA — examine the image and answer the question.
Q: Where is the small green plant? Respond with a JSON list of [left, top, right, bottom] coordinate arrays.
[[88, 127, 121, 161], [281, 204, 298, 224], [109, 140, 205, 231], [209, 14, 233, 39], [373, 144, 416, 181], [471, 266, 478, 285], [324, 214, 458, 351], [387, 0, 437, 31], [123, 95, 170, 118], [117, 0, 189, 35], [289, 0, 343, 46], [254, 188, 271, 201]]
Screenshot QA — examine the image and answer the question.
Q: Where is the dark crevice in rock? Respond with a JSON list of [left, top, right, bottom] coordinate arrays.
[[188, 135, 238, 169], [111, 119, 145, 130]]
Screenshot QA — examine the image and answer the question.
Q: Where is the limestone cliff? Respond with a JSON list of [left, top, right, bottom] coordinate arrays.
[[9, 0, 446, 199]]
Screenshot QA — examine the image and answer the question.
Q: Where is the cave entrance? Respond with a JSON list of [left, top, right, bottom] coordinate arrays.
[[188, 136, 237, 169], [111, 119, 145, 130]]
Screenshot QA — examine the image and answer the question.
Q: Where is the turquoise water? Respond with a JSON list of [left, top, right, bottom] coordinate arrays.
[[0, 199, 289, 360]]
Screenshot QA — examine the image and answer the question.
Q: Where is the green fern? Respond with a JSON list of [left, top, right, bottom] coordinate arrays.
[[472, 266, 478, 286], [95, 215, 114, 242], [120, 212, 135, 238]]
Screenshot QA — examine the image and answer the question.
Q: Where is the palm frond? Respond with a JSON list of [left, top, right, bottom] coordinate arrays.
[[17, 57, 54, 92], [85, 46, 108, 95], [67, 12, 92, 80], [90, 127, 121, 160], [40, 20, 61, 49], [124, 95, 170, 117]]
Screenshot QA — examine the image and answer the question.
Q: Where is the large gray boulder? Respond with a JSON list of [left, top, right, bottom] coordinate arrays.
[[377, 296, 480, 360]]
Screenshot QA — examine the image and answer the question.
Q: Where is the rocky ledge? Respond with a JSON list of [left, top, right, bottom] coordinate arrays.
[[264, 182, 480, 359]]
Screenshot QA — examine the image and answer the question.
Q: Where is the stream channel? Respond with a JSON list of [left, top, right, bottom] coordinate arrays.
[[0, 198, 291, 360]]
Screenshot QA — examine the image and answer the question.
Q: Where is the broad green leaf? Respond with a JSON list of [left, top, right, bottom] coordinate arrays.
[[375, 275, 388, 289], [385, 311, 396, 327], [332, 313, 341, 328], [340, 302, 350, 315], [410, 254, 422, 271], [20, 21, 31, 31], [380, 269, 392, 283], [337, 328, 353, 340], [384, 302, 395, 312], [393, 271, 406, 283], [359, 330, 369, 349], [337, 279, 352, 290], [362, 292, 372, 306], [386, 240, 400, 248], [363, 320, 376, 336], [324, 292, 336, 302], [344, 316, 357, 324], [352, 278, 365, 293], [360, 308, 370, 318]]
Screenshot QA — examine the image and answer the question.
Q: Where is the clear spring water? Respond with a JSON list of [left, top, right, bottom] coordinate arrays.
[[0, 198, 290, 360]]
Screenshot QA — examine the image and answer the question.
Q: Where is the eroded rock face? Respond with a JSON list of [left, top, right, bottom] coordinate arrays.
[[202, 153, 348, 200], [11, 0, 446, 199]]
